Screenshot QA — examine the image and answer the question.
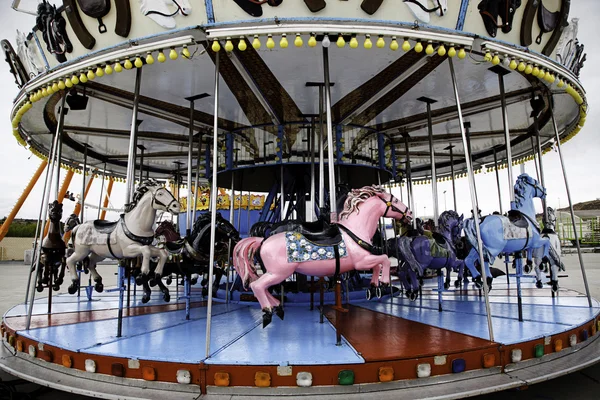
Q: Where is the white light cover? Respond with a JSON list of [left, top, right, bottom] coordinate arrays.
[[28, 345, 36, 357], [416, 363, 431, 378], [177, 369, 191, 384], [37, 342, 44, 350], [544, 336, 552, 345], [322, 35, 331, 48], [569, 334, 577, 347], [511, 349, 522, 363], [296, 372, 313, 387], [85, 359, 97, 373], [434, 355, 447, 365], [128, 359, 140, 369]]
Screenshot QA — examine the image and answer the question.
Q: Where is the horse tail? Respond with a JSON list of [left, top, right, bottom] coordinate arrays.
[[397, 236, 424, 276], [233, 237, 262, 288]]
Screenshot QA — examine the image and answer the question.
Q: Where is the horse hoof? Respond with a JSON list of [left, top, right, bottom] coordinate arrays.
[[410, 292, 418, 301], [36, 285, 43, 293], [536, 280, 543, 289], [53, 285, 60, 291], [486, 277, 493, 291], [365, 288, 372, 300], [274, 305, 284, 321], [68, 285, 77, 295], [202, 287, 208, 297], [166, 278, 172, 285], [95, 283, 104, 293], [551, 281, 559, 293], [473, 277, 483, 289], [163, 294, 171, 302], [454, 280, 461, 288], [142, 296, 150, 304], [375, 286, 382, 299], [135, 276, 144, 286], [201, 279, 208, 287], [524, 265, 531, 274], [444, 282, 450, 290], [262, 309, 273, 328], [149, 279, 157, 288], [190, 277, 198, 285]]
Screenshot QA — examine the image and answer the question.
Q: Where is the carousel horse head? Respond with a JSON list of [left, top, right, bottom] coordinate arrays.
[[48, 200, 63, 221], [435, 0, 448, 17], [125, 179, 181, 215], [514, 173, 546, 207], [155, 220, 181, 242], [64, 213, 80, 233], [339, 185, 412, 225], [500, 0, 522, 34], [544, 207, 557, 231], [438, 210, 463, 242]]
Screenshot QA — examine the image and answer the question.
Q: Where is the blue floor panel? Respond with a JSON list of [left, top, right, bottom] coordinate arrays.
[[205, 307, 364, 365]]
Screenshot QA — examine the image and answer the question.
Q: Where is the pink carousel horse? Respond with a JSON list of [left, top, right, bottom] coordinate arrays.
[[233, 185, 412, 327]]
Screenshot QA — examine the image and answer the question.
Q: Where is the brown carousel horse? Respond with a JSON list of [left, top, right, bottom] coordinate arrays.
[[36, 200, 67, 292]]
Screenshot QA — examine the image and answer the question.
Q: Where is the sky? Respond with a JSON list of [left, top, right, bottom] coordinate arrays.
[[0, 1, 598, 224]]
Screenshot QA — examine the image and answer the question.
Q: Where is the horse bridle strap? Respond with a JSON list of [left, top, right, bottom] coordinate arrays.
[[337, 224, 384, 256], [404, 0, 443, 15], [120, 216, 154, 246], [379, 196, 408, 219]]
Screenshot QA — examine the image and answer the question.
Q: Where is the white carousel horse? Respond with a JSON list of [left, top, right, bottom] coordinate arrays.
[[532, 207, 564, 293], [65, 179, 180, 294], [16, 30, 44, 77], [555, 18, 579, 66], [139, 0, 192, 29], [403, 0, 448, 24]]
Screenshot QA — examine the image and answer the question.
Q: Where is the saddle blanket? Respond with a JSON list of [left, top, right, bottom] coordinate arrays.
[[502, 217, 532, 240], [285, 232, 347, 263], [429, 240, 450, 259]]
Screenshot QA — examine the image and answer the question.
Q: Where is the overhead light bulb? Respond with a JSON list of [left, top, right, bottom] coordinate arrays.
[[238, 37, 247, 51], [414, 42, 423, 53], [390, 37, 398, 51], [211, 40, 221, 52], [169, 48, 178, 60], [294, 33, 303, 47], [145, 53, 154, 65], [364, 35, 372, 49], [337, 35, 345, 48], [349, 36, 358, 48], [134, 57, 143, 68], [402, 39, 411, 51], [157, 51, 166, 62], [376, 36, 385, 48], [225, 38, 234, 52], [95, 66, 105, 76], [308, 34, 317, 47], [280, 34, 288, 48], [447, 46, 456, 57], [266, 34, 275, 49], [252, 35, 261, 49], [182, 46, 191, 58], [437, 44, 446, 56], [322, 34, 331, 48], [457, 48, 466, 59]]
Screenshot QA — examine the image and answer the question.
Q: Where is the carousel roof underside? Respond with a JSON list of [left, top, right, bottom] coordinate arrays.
[[17, 33, 581, 190]]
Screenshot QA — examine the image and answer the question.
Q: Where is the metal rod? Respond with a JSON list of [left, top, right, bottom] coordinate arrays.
[[97, 162, 107, 219], [449, 146, 457, 211], [54, 101, 66, 199], [493, 149, 503, 214], [80, 146, 88, 224], [449, 58, 494, 341], [280, 163, 285, 221], [125, 67, 143, 204], [25, 103, 63, 330], [498, 74, 515, 203], [227, 171, 235, 304], [318, 87, 325, 210], [205, 51, 220, 359], [426, 103, 439, 225], [534, 117, 547, 221], [193, 134, 202, 221], [323, 47, 337, 219], [310, 119, 316, 222], [138, 147, 145, 185], [404, 135, 416, 229], [187, 100, 195, 236], [530, 136, 540, 182], [550, 105, 592, 307]]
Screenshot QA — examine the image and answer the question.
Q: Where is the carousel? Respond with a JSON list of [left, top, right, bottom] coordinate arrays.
[[1, 0, 598, 398]]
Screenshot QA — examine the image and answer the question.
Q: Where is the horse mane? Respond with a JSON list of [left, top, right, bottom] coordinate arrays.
[[338, 185, 386, 220], [514, 174, 535, 209], [124, 179, 161, 213], [439, 210, 459, 231]]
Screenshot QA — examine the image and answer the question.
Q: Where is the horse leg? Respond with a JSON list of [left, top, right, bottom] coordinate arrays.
[[66, 246, 90, 294], [139, 274, 151, 304], [532, 247, 544, 289], [155, 276, 170, 302], [550, 263, 559, 293], [465, 249, 482, 288], [250, 271, 291, 327], [87, 253, 105, 292], [524, 249, 533, 274]]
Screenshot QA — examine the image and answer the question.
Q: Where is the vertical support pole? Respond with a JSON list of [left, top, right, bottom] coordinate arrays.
[[80, 147, 88, 224], [227, 171, 235, 304], [318, 87, 325, 211], [25, 100, 63, 330], [117, 66, 142, 339], [493, 149, 503, 215], [550, 105, 592, 307], [403, 134, 416, 229], [310, 117, 316, 222], [99, 179, 114, 220], [534, 116, 547, 221], [97, 163, 107, 219], [448, 146, 457, 211], [138, 147, 145, 185], [186, 99, 195, 236], [206, 51, 220, 359], [323, 47, 337, 219], [425, 101, 439, 225], [498, 73, 515, 204], [193, 134, 203, 221], [449, 58, 494, 341]]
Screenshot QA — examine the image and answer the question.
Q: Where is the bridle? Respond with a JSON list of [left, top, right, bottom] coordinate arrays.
[[379, 195, 409, 219], [404, 0, 445, 17], [151, 187, 179, 212], [520, 178, 546, 199]]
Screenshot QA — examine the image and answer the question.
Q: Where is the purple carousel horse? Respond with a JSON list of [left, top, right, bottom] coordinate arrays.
[[388, 210, 465, 301], [233, 185, 412, 327]]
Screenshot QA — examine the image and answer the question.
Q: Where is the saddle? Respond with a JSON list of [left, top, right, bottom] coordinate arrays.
[[272, 219, 343, 246], [542, 0, 570, 56], [93, 219, 119, 234], [431, 231, 447, 246], [507, 210, 529, 229], [536, 1, 559, 44], [306, 0, 327, 13], [520, 0, 540, 46], [77, 0, 111, 33], [233, 0, 282, 17], [360, 0, 383, 15], [165, 239, 186, 252]]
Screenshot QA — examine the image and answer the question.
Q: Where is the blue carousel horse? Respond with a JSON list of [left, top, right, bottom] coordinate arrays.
[[388, 210, 465, 301], [463, 173, 551, 290]]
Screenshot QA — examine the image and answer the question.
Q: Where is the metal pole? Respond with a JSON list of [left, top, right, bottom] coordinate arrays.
[[118, 66, 142, 338], [206, 51, 220, 358], [54, 101, 66, 199], [426, 102, 439, 225], [187, 100, 195, 236], [227, 171, 235, 304], [25, 104, 62, 330], [138, 147, 145, 185], [534, 117, 547, 221], [80, 146, 88, 224], [530, 136, 540, 182], [97, 162, 107, 219], [498, 74, 515, 204], [449, 58, 494, 341], [448, 146, 457, 211], [310, 119, 316, 222], [280, 164, 285, 220], [404, 135, 416, 229], [323, 48, 337, 216], [550, 105, 592, 307], [193, 134, 202, 221], [318, 87, 325, 211], [493, 149, 503, 214]]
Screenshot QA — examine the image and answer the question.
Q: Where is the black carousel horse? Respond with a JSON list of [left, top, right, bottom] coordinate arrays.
[[1, 40, 29, 88], [36, 0, 73, 63], [36, 201, 67, 292], [137, 213, 240, 303], [479, 0, 522, 38]]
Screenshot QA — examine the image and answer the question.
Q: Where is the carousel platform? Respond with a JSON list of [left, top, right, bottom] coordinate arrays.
[[2, 275, 600, 399]]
